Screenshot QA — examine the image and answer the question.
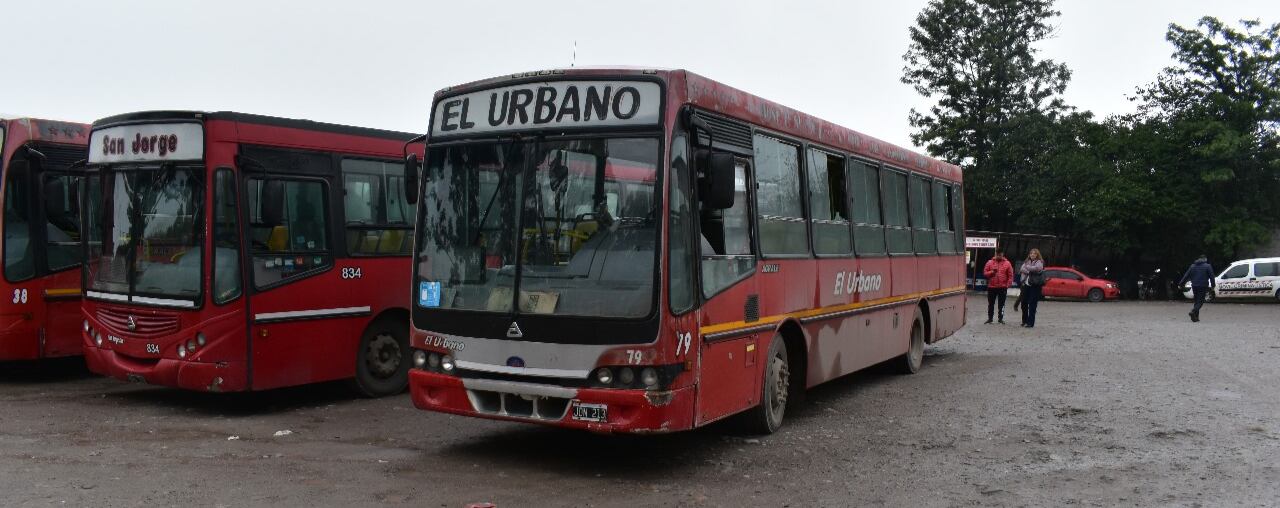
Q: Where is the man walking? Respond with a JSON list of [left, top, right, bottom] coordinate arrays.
[[983, 251, 1014, 324], [1178, 255, 1216, 322]]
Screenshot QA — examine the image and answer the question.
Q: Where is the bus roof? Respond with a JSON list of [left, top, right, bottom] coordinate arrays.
[[1, 117, 90, 146], [432, 68, 961, 182], [91, 111, 420, 142]]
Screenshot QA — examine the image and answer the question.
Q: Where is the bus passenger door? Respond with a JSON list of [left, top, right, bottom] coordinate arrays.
[[694, 158, 762, 425], [245, 173, 359, 389], [38, 172, 85, 357]]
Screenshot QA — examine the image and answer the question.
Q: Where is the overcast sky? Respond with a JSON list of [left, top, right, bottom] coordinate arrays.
[[5, 0, 1278, 152]]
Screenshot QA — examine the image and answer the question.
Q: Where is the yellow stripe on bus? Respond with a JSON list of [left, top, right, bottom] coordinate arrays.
[[699, 285, 966, 336], [43, 288, 82, 297]]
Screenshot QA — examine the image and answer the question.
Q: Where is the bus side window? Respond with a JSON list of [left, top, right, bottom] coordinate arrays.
[[753, 134, 808, 256], [668, 135, 696, 314], [882, 169, 912, 255], [909, 174, 936, 254], [43, 174, 82, 272], [3, 160, 34, 282], [342, 159, 414, 256], [213, 169, 242, 303], [933, 181, 955, 254], [700, 159, 755, 297], [247, 177, 331, 288], [807, 148, 851, 255], [850, 160, 886, 255]]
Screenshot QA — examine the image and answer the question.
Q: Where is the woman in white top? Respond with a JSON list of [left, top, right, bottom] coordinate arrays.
[[1019, 249, 1045, 327]]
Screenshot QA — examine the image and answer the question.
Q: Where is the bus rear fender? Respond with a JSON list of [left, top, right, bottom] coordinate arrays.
[[773, 319, 809, 398], [917, 299, 934, 343]]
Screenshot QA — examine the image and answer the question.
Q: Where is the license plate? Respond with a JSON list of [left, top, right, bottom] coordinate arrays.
[[570, 402, 607, 422]]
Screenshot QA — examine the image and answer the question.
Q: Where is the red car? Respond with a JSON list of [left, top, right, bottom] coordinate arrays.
[[1039, 267, 1119, 302]]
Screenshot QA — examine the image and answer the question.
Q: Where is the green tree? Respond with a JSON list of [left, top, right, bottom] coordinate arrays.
[[1133, 17, 1280, 261], [902, 0, 1071, 231]]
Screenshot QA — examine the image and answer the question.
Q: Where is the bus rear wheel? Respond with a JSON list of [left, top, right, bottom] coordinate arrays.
[[353, 317, 410, 397], [895, 307, 925, 374], [742, 334, 790, 434]]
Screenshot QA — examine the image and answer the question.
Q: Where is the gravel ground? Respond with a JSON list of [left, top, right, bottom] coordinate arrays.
[[2, 297, 1278, 507]]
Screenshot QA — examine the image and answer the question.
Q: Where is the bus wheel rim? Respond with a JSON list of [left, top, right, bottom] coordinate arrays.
[[911, 324, 923, 370], [768, 352, 789, 419], [367, 333, 401, 378]]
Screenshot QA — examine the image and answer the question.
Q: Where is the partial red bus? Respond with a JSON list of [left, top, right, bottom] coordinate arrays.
[[406, 69, 967, 433], [80, 111, 422, 395], [1, 117, 90, 361]]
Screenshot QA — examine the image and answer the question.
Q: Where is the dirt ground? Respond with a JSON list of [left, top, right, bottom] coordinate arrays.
[[2, 297, 1278, 507]]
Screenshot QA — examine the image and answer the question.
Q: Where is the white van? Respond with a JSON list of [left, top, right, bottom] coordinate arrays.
[[1181, 257, 1280, 302]]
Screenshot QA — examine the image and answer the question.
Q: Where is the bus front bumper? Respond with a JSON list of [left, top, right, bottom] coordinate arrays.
[[82, 345, 246, 392], [409, 369, 695, 434]]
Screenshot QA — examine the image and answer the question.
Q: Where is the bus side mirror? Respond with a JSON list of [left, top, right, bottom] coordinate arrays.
[[404, 153, 420, 205], [697, 150, 735, 210], [261, 180, 285, 226]]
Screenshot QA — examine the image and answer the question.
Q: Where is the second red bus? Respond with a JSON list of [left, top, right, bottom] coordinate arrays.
[[80, 111, 422, 395], [405, 69, 967, 433]]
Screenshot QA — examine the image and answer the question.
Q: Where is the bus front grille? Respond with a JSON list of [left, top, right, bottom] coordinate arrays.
[[466, 389, 571, 421], [96, 308, 180, 337]]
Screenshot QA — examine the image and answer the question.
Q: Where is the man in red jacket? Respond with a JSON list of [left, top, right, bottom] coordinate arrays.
[[983, 251, 1014, 324]]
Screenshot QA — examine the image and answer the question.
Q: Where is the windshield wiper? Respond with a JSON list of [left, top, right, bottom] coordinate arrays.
[[473, 138, 521, 247]]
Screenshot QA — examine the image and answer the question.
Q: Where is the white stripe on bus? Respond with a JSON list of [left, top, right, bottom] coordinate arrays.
[[253, 306, 372, 322]]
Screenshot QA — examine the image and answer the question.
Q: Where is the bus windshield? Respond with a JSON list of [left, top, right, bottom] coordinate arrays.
[[86, 167, 205, 303], [416, 136, 659, 319]]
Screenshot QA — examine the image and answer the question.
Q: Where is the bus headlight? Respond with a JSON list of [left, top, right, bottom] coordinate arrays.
[[178, 345, 187, 358], [441, 355, 455, 372], [186, 340, 197, 352], [427, 353, 441, 370], [640, 368, 659, 389], [196, 333, 206, 347], [83, 320, 91, 332], [94, 332, 103, 347], [412, 350, 427, 368], [594, 367, 613, 385], [617, 367, 635, 385]]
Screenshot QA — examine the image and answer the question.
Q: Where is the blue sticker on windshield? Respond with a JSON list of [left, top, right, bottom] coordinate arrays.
[[419, 281, 441, 308]]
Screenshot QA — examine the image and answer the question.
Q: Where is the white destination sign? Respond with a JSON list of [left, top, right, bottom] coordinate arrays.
[[432, 81, 661, 136], [965, 237, 998, 249], [89, 123, 204, 163]]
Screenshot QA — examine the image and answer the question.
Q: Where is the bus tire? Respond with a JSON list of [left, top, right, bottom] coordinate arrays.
[[895, 307, 925, 375], [1087, 288, 1104, 302], [742, 334, 790, 435], [352, 317, 410, 398]]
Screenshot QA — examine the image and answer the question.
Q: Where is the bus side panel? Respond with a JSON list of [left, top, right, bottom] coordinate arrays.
[[929, 292, 966, 343], [695, 271, 760, 426], [756, 259, 815, 322], [41, 268, 84, 358], [941, 255, 965, 290], [803, 313, 870, 387], [890, 256, 919, 295], [916, 255, 941, 294], [250, 268, 366, 390], [695, 334, 760, 426]]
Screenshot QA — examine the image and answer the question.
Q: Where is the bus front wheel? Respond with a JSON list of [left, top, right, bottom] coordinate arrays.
[[353, 317, 410, 397], [741, 334, 790, 434], [895, 307, 925, 374]]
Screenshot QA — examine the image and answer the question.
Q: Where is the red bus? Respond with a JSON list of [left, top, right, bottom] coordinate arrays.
[[80, 111, 422, 396], [405, 69, 967, 433], [1, 117, 90, 361]]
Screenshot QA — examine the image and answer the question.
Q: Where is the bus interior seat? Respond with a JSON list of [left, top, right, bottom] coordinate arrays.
[[267, 226, 290, 251], [360, 232, 379, 253], [377, 230, 405, 254]]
